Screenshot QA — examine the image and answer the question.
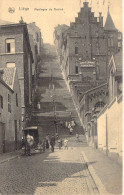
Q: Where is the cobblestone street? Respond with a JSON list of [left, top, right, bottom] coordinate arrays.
[[0, 136, 99, 195]]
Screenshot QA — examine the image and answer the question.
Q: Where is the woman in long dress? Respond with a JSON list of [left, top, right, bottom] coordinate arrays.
[[46, 135, 49, 149]]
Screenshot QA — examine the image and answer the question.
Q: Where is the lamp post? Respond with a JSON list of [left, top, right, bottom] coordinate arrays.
[[53, 99, 58, 134], [49, 74, 58, 134], [70, 111, 72, 120]]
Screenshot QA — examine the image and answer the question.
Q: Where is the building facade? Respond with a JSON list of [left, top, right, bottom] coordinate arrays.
[[54, 2, 122, 138], [97, 51, 122, 162], [27, 22, 43, 76], [54, 2, 121, 81], [0, 68, 22, 153], [0, 21, 33, 128]]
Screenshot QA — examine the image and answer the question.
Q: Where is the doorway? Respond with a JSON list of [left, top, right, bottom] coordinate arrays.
[[15, 120, 18, 150], [0, 123, 5, 153]]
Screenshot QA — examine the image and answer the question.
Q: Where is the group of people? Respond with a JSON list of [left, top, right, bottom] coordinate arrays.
[[39, 134, 69, 152], [44, 134, 69, 151], [23, 133, 70, 156], [38, 134, 56, 153], [66, 121, 75, 135]]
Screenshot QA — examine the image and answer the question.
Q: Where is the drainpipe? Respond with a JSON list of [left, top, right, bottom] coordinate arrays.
[[106, 114, 108, 156]]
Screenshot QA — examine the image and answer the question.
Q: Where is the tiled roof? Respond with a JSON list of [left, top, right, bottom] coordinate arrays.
[[114, 51, 122, 73], [104, 12, 117, 31], [0, 68, 16, 89]]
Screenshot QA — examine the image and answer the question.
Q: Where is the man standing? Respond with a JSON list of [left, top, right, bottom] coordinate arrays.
[[50, 135, 55, 152], [26, 134, 34, 156]]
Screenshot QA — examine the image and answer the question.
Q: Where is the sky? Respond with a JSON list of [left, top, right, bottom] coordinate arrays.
[[0, 0, 122, 44]]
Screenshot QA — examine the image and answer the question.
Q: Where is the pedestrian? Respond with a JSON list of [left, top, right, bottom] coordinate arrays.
[[68, 122, 71, 129], [76, 133, 79, 142], [69, 127, 73, 135], [58, 137, 62, 149], [50, 135, 55, 152], [60, 138, 63, 147], [55, 133, 59, 140], [26, 134, 34, 156], [42, 138, 46, 152], [64, 138, 68, 150], [46, 134, 50, 149]]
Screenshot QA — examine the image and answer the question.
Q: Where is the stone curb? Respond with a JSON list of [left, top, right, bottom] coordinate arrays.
[[0, 153, 23, 164], [81, 151, 113, 195]]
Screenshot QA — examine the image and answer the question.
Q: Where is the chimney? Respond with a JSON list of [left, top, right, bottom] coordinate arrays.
[[0, 70, 4, 80], [83, 1, 89, 7]]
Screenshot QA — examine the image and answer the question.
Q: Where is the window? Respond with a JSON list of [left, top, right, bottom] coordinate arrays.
[[6, 63, 15, 68], [16, 93, 18, 107], [6, 39, 15, 53], [8, 94, 11, 113], [94, 101, 105, 113], [36, 33, 39, 42], [75, 66, 78, 74], [75, 46, 78, 54], [75, 32, 78, 37], [0, 95, 3, 109], [108, 37, 113, 47]]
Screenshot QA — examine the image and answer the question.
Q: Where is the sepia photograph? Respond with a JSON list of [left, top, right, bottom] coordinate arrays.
[[0, 0, 123, 194]]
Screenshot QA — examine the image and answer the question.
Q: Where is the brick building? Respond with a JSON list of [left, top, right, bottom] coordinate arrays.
[[0, 21, 33, 128], [54, 2, 121, 81], [27, 22, 43, 76], [54, 2, 122, 135], [0, 68, 22, 153]]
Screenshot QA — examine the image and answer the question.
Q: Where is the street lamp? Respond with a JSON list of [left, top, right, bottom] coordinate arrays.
[[49, 75, 58, 134]]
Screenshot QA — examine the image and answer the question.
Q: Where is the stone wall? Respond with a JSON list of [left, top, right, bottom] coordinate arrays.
[[97, 95, 123, 158]]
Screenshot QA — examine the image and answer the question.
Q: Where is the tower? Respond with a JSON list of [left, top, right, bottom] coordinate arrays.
[[104, 6, 118, 61]]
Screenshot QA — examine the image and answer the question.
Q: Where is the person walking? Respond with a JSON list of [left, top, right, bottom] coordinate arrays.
[[58, 137, 62, 149], [50, 135, 55, 152], [64, 138, 68, 150], [42, 138, 46, 152], [69, 127, 73, 135], [46, 134, 50, 149], [76, 133, 79, 142]]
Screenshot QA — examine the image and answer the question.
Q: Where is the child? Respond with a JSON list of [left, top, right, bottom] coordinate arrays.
[[64, 138, 68, 150]]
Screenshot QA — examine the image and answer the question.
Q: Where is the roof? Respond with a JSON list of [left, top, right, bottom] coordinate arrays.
[[104, 11, 117, 31], [24, 126, 38, 131], [0, 67, 16, 89]]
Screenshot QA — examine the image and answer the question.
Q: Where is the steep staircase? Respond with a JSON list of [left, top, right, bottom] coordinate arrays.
[[31, 45, 83, 138]]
